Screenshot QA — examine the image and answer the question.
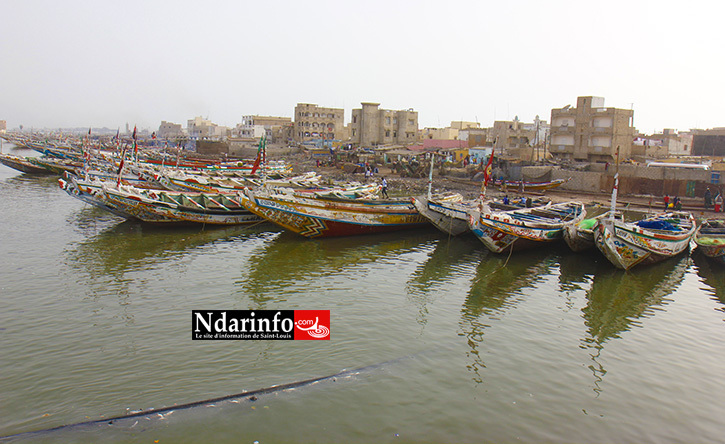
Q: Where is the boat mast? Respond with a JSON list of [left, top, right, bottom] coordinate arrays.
[[608, 146, 620, 221], [427, 153, 434, 199]]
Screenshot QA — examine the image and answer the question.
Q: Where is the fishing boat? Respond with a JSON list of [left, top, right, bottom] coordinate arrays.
[[593, 211, 696, 270], [411, 192, 476, 236], [469, 201, 586, 253], [58, 173, 136, 219], [412, 193, 550, 236], [563, 210, 620, 252], [693, 219, 725, 264], [98, 184, 263, 225], [151, 169, 324, 193], [0, 153, 55, 174], [497, 178, 567, 192], [238, 187, 429, 238]]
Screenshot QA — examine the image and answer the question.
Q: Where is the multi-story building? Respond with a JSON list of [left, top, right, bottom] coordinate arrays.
[[550, 96, 634, 163], [461, 127, 490, 148], [293, 103, 345, 143], [350, 102, 418, 147], [633, 129, 694, 158], [0, 120, 6, 133], [237, 115, 292, 142], [187, 116, 229, 140], [157, 121, 184, 139], [692, 127, 725, 157]]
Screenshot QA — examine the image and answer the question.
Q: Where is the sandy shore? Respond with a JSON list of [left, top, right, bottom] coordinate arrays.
[[281, 151, 725, 219]]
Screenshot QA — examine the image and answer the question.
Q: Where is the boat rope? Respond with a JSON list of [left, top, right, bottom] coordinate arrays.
[[0, 356, 412, 441]]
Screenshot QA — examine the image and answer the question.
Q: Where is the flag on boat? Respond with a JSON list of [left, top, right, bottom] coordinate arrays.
[[483, 148, 495, 186], [251, 135, 266, 175], [132, 125, 138, 160]]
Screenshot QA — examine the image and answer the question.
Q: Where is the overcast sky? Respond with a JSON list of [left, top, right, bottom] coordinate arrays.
[[1, 0, 722, 134]]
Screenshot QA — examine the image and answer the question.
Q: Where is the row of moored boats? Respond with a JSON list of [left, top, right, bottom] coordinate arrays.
[[2, 134, 723, 271]]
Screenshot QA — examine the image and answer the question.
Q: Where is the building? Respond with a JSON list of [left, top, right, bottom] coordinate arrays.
[[0, 120, 6, 133], [420, 121, 479, 141], [350, 102, 419, 147], [157, 121, 184, 139], [692, 128, 725, 157], [633, 129, 694, 158], [294, 103, 345, 143], [550, 96, 634, 163], [236, 115, 292, 143], [488, 116, 549, 161], [187, 116, 230, 140]]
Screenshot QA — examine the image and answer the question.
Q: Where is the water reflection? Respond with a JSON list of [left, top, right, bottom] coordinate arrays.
[[406, 236, 483, 325], [460, 249, 557, 383], [67, 219, 274, 277], [238, 229, 440, 307], [581, 255, 689, 394], [692, 252, 725, 316]]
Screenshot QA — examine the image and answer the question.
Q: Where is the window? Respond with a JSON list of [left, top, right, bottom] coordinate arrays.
[[352, 116, 357, 124], [352, 129, 356, 137], [385, 130, 390, 137], [408, 119, 414, 126], [386, 117, 391, 125], [393, 118, 397, 124]]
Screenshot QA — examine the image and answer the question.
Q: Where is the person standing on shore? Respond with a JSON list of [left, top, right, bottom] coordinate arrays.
[[381, 177, 389, 198], [663, 194, 670, 210], [705, 187, 712, 209], [715, 193, 723, 213]]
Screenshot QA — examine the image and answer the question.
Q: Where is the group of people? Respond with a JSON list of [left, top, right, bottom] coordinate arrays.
[[664, 188, 724, 212], [704, 187, 724, 212], [663, 194, 683, 211]]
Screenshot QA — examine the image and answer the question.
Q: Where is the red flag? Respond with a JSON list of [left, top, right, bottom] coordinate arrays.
[[483, 148, 495, 186], [132, 125, 138, 159], [250, 150, 262, 175]]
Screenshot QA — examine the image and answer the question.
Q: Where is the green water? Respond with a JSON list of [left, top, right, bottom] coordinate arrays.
[[1, 149, 725, 443]]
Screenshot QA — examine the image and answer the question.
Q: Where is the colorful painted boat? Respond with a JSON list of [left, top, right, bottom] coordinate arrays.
[[498, 178, 568, 192], [0, 153, 55, 174], [238, 188, 429, 238], [693, 219, 725, 264], [593, 211, 696, 270], [98, 184, 262, 225], [411, 192, 474, 236], [151, 170, 324, 193], [29, 157, 84, 175], [412, 193, 550, 236], [58, 173, 136, 219], [469, 201, 586, 253], [563, 210, 620, 252]]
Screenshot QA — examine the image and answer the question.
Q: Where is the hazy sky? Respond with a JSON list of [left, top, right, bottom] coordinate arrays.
[[1, 0, 723, 134]]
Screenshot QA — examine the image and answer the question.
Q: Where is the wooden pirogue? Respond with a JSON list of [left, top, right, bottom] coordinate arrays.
[[239, 187, 429, 238], [594, 211, 696, 270], [469, 201, 586, 253], [693, 219, 725, 265]]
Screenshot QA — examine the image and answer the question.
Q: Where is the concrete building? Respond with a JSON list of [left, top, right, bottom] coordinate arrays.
[[236, 115, 292, 143], [0, 120, 6, 133], [157, 121, 184, 139], [421, 121, 480, 141], [294, 103, 344, 143], [633, 129, 694, 158], [421, 127, 459, 140], [461, 127, 491, 148], [350, 102, 418, 147], [550, 96, 634, 163], [488, 116, 549, 161], [692, 127, 725, 157], [187, 116, 229, 140]]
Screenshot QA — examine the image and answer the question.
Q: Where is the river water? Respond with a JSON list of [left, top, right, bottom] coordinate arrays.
[[1, 145, 725, 443]]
